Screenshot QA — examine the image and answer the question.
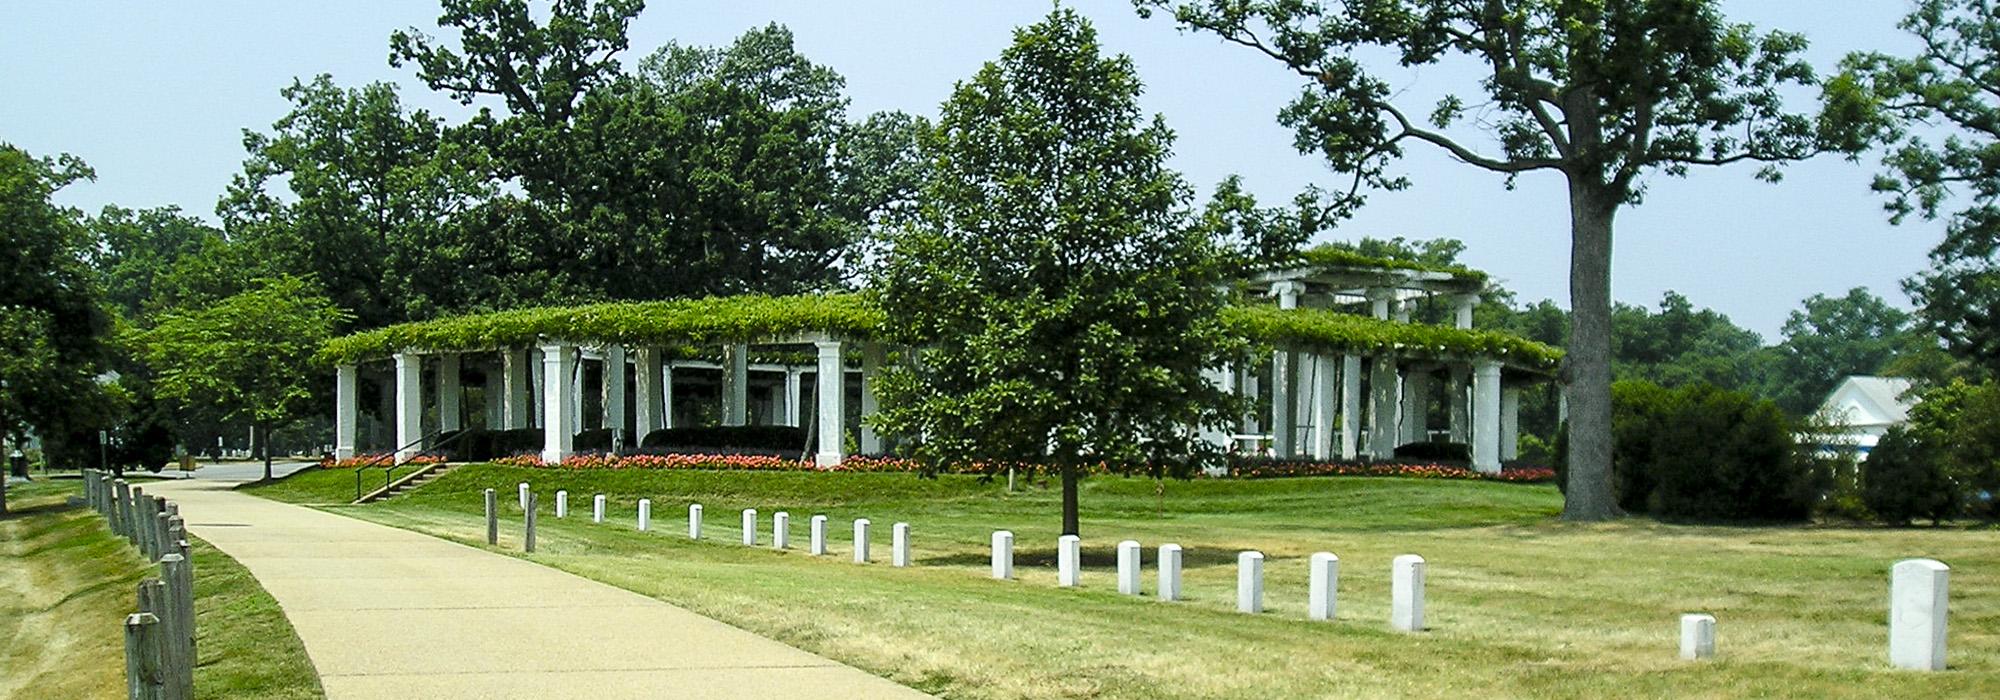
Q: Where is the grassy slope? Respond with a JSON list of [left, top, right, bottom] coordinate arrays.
[[0, 479, 323, 700], [240, 465, 425, 505], [275, 465, 1997, 699]]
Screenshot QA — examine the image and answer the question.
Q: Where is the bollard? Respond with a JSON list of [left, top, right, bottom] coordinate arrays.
[[688, 503, 703, 539], [773, 512, 790, 550], [556, 490, 568, 518], [525, 493, 538, 553], [1680, 614, 1716, 661], [1057, 535, 1081, 587], [992, 531, 1014, 580], [114, 480, 133, 541], [892, 522, 911, 567], [1890, 558, 1949, 671], [741, 509, 758, 546], [137, 578, 183, 699], [124, 612, 165, 700], [854, 519, 871, 563], [593, 494, 606, 523], [154, 511, 173, 564], [131, 487, 152, 554], [484, 489, 498, 545], [1308, 552, 1340, 621], [1159, 544, 1183, 601], [810, 515, 827, 555], [1117, 540, 1142, 595], [638, 499, 652, 531], [519, 482, 530, 510], [160, 554, 195, 696], [1391, 554, 1426, 632], [1237, 551, 1264, 613]]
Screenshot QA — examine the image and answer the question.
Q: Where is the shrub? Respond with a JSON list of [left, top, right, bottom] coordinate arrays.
[[638, 426, 811, 453], [1392, 441, 1470, 463], [1861, 426, 1956, 525], [1564, 380, 1819, 521], [1904, 380, 2000, 520]]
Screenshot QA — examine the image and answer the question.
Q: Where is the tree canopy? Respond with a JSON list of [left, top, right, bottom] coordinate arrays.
[[0, 144, 112, 455]]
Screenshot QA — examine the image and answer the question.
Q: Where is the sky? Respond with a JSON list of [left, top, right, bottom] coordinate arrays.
[[0, 1, 1944, 340]]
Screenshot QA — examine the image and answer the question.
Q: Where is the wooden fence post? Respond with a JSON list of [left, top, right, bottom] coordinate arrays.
[[161, 553, 195, 695], [124, 612, 165, 700]]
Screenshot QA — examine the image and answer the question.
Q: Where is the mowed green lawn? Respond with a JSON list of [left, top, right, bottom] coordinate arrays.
[[252, 466, 1998, 699], [1, 478, 322, 699]]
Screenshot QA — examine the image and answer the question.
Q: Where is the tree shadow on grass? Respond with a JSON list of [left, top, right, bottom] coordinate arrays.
[[0, 500, 84, 522]]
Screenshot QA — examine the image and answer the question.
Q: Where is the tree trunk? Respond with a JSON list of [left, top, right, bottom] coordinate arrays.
[[260, 422, 274, 482], [1060, 462, 1080, 536], [1563, 178, 1622, 521]]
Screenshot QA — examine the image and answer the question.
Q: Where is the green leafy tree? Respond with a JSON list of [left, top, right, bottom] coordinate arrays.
[[0, 144, 112, 468], [1903, 379, 2000, 519], [1764, 288, 1913, 415], [1141, 0, 1835, 520], [871, 9, 1238, 536], [86, 205, 223, 322], [1836, 0, 2000, 371], [1861, 426, 1956, 525], [135, 276, 349, 480], [1611, 291, 1767, 389]]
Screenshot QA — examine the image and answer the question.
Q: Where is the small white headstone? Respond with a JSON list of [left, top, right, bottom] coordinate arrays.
[[1308, 552, 1339, 621], [1391, 554, 1426, 632], [1237, 551, 1264, 613], [773, 512, 790, 549], [853, 519, 871, 563], [592, 494, 606, 523], [1117, 540, 1142, 595], [519, 482, 530, 510], [688, 503, 703, 539], [810, 515, 828, 555], [992, 531, 1014, 580], [892, 522, 911, 567], [1891, 558, 1949, 671], [1680, 614, 1715, 661], [741, 509, 757, 546], [1058, 535, 1081, 587], [555, 490, 568, 518], [1158, 544, 1183, 602], [637, 499, 652, 531]]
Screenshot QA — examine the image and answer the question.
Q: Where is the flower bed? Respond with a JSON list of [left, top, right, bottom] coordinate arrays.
[[480, 452, 1553, 483], [319, 454, 447, 469]]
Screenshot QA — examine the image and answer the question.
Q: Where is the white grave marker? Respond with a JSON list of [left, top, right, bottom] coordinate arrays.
[[1158, 544, 1183, 601], [810, 515, 828, 555], [688, 503, 703, 539], [1058, 535, 1081, 587], [853, 519, 871, 563], [1308, 552, 1340, 621], [892, 522, 911, 567], [1237, 551, 1264, 613], [1680, 614, 1715, 661], [1891, 558, 1949, 671], [519, 482, 530, 509], [637, 499, 651, 531], [992, 531, 1014, 580], [592, 494, 606, 523], [555, 490, 568, 518], [741, 509, 757, 546], [1117, 540, 1142, 595], [773, 512, 790, 549], [1391, 554, 1426, 632]]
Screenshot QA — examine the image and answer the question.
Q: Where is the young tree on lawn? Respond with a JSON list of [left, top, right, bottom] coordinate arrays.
[[135, 276, 348, 481], [1140, 0, 1835, 520], [870, 9, 1238, 537], [1836, 0, 2000, 373]]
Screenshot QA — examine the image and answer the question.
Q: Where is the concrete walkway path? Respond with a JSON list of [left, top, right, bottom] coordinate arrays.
[[147, 479, 930, 699]]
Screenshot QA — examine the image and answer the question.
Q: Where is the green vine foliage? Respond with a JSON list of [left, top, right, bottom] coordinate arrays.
[[1223, 306, 1562, 370], [319, 293, 1561, 371], [317, 294, 885, 366], [1288, 244, 1491, 284]]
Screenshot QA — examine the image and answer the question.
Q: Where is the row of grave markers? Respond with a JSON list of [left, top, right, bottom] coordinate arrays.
[[490, 483, 1953, 671], [82, 470, 198, 700]]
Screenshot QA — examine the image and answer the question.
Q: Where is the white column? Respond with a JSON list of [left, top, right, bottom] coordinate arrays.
[[814, 341, 846, 467], [483, 365, 503, 428], [603, 345, 628, 437], [991, 531, 1014, 580], [1401, 369, 1430, 445], [335, 365, 358, 460], [1309, 552, 1340, 621], [1501, 386, 1521, 461], [662, 360, 676, 429], [1454, 293, 1477, 329], [438, 354, 462, 432], [1340, 355, 1361, 459], [783, 368, 803, 427], [1448, 365, 1471, 443], [1472, 360, 1503, 473], [1369, 287, 1394, 320], [1158, 544, 1183, 602], [1271, 348, 1296, 458], [540, 343, 576, 464], [528, 347, 545, 429], [504, 348, 533, 430], [1369, 355, 1399, 458], [860, 344, 883, 454], [1117, 540, 1142, 595], [1237, 551, 1264, 613], [569, 357, 584, 435], [1891, 559, 1950, 671], [1310, 355, 1338, 459], [724, 343, 749, 426], [633, 348, 663, 437], [394, 352, 422, 464], [1392, 554, 1426, 632], [1057, 535, 1081, 587]]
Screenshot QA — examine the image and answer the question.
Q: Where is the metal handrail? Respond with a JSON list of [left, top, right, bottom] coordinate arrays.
[[351, 429, 474, 501]]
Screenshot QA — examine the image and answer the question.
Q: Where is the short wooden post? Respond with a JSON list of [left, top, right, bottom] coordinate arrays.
[[688, 503, 703, 539], [154, 511, 173, 564], [137, 578, 178, 699], [114, 480, 134, 540], [124, 612, 165, 700], [525, 493, 538, 553], [1158, 544, 1183, 601], [131, 486, 151, 552], [484, 489, 498, 545], [991, 531, 1014, 580], [160, 553, 196, 696]]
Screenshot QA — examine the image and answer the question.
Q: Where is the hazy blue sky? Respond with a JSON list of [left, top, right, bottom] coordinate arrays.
[[0, 1, 1941, 339]]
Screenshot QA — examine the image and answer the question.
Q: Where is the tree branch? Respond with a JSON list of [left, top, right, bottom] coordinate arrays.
[[1381, 102, 1563, 174]]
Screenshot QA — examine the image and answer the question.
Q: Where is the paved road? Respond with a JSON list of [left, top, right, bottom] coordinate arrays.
[[146, 479, 930, 699]]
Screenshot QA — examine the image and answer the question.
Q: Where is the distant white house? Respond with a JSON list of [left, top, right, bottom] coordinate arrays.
[[1815, 376, 1918, 458]]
